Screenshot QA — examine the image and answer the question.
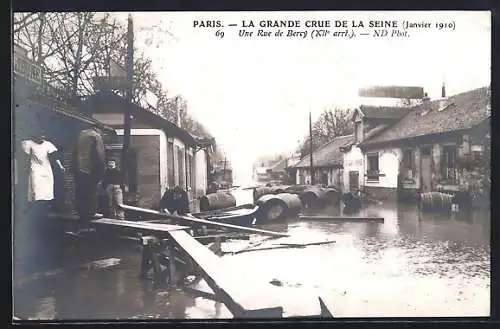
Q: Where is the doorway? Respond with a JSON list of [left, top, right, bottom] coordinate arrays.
[[420, 147, 432, 192], [349, 171, 359, 192], [321, 171, 328, 186]]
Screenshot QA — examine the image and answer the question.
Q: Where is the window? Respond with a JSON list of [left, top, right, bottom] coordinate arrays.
[[471, 145, 483, 163], [366, 153, 379, 181], [441, 145, 457, 183], [421, 147, 431, 156], [186, 153, 194, 189], [167, 141, 174, 188], [473, 151, 482, 162], [178, 147, 185, 188], [402, 149, 414, 179]]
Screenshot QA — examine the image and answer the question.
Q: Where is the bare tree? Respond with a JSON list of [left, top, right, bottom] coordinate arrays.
[[298, 108, 354, 158], [13, 11, 214, 140]]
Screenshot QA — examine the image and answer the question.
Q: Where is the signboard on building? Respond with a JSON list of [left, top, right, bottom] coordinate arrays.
[[13, 46, 43, 85], [93, 76, 128, 91], [93, 59, 128, 91], [359, 86, 424, 99]]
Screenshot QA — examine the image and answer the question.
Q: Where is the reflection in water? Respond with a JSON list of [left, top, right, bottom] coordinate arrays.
[[14, 189, 490, 319]]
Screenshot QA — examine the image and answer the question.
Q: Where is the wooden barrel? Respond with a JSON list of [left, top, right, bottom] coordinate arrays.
[[323, 187, 341, 205], [284, 185, 309, 195], [300, 187, 342, 208], [271, 185, 288, 194], [420, 192, 453, 212], [255, 193, 303, 222], [199, 192, 237, 212], [253, 187, 274, 203]]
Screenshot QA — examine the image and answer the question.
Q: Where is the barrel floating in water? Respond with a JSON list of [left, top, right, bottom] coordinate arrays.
[[199, 192, 237, 212], [255, 193, 303, 222], [420, 192, 453, 212], [300, 187, 341, 209], [253, 187, 274, 203], [284, 185, 309, 195], [253, 185, 291, 203]]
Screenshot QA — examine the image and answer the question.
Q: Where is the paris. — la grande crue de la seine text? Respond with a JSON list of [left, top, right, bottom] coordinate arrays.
[[193, 18, 456, 39]]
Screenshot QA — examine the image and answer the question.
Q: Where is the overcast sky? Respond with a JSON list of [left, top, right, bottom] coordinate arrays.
[[108, 11, 490, 184]]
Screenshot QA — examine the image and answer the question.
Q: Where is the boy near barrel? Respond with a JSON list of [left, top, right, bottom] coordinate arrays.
[[102, 158, 126, 220]]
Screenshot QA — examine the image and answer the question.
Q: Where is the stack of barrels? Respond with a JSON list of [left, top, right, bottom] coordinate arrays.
[[253, 185, 341, 222]]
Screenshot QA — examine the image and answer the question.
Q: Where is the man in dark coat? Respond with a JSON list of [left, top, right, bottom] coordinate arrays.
[[72, 126, 106, 228], [159, 186, 190, 216]]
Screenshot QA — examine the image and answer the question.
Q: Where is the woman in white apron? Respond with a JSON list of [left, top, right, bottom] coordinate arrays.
[[22, 135, 65, 203], [16, 134, 65, 277]]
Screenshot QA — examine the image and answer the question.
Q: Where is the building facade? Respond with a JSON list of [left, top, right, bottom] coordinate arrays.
[[293, 134, 354, 187], [359, 87, 490, 203], [340, 105, 412, 195], [80, 90, 211, 210]]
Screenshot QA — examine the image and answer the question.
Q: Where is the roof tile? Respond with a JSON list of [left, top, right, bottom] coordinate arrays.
[[294, 134, 355, 168], [361, 87, 490, 146]]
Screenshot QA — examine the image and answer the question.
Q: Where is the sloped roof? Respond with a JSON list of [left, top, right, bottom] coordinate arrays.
[[358, 105, 412, 120], [256, 167, 269, 174], [361, 86, 491, 147], [269, 158, 288, 171], [294, 134, 355, 168], [81, 90, 197, 146], [14, 74, 115, 134]]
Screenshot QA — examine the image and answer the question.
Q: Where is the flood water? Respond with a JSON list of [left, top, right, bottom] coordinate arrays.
[[13, 189, 490, 319]]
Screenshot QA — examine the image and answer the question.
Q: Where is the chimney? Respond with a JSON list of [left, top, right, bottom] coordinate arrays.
[[438, 83, 449, 111], [421, 92, 431, 115], [177, 108, 182, 127]]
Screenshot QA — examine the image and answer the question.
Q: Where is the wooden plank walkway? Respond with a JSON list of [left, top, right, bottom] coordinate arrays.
[[91, 205, 332, 318], [168, 229, 327, 317], [298, 215, 384, 223], [120, 204, 289, 237], [91, 218, 191, 233]]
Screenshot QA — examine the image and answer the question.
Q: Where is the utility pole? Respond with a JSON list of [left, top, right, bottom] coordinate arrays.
[[122, 14, 134, 185], [309, 110, 314, 185], [223, 155, 227, 182]]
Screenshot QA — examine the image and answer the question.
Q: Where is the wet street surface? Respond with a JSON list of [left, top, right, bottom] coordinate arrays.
[[13, 189, 490, 319]]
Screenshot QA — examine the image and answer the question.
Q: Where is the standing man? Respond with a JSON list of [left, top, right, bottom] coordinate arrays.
[[102, 158, 126, 220], [72, 126, 106, 230]]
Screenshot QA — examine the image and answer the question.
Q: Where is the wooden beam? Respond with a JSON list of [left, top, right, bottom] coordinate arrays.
[[91, 218, 191, 233], [120, 204, 289, 237], [183, 286, 222, 302]]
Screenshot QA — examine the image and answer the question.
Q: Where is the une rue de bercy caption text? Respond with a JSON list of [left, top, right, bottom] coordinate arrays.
[[192, 19, 456, 39]]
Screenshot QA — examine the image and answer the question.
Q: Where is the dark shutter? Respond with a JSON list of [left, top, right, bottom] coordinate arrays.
[[59, 148, 77, 214]]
